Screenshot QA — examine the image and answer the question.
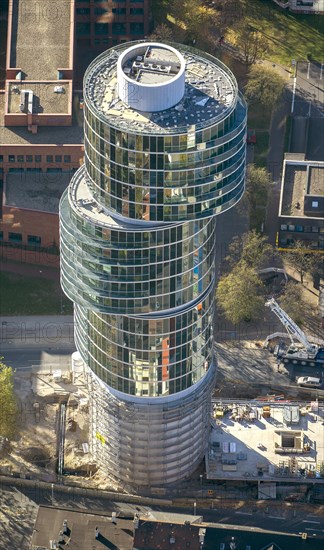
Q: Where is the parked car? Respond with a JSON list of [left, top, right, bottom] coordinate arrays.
[[247, 128, 256, 144], [296, 376, 322, 388]]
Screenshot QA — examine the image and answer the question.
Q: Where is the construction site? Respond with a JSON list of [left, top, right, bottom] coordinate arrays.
[[1, 267, 323, 498]]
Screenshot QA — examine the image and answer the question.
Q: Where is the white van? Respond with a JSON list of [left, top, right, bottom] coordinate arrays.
[[296, 376, 322, 388]]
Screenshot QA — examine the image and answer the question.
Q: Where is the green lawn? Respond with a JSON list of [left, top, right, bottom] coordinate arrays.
[[254, 130, 270, 167], [248, 103, 272, 130], [0, 272, 73, 316], [232, 0, 324, 66], [155, 0, 323, 67]]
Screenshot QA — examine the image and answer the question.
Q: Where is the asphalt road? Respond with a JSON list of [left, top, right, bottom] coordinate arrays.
[[0, 347, 75, 371], [0, 315, 76, 370], [290, 61, 324, 160], [1, 483, 323, 550], [293, 61, 324, 119]]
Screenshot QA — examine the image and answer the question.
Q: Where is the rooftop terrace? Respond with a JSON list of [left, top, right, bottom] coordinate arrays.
[[5, 171, 72, 213], [85, 44, 238, 134], [10, 0, 71, 80], [69, 167, 167, 230], [207, 400, 324, 482]]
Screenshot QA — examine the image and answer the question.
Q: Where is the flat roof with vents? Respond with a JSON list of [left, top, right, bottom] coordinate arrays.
[[85, 42, 238, 134]]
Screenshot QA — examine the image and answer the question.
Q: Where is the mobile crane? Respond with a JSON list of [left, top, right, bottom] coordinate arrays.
[[264, 298, 324, 367]]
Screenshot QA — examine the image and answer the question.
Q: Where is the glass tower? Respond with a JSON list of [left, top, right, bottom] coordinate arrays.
[[60, 42, 247, 486]]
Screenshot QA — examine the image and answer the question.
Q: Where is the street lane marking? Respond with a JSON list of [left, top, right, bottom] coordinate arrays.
[[307, 62, 310, 79], [235, 511, 253, 515], [303, 520, 320, 524], [269, 516, 284, 520]]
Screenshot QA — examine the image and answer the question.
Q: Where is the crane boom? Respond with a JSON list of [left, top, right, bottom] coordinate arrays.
[[265, 298, 313, 352]]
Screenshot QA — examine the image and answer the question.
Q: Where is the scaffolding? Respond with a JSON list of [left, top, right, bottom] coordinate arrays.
[[87, 364, 216, 487]]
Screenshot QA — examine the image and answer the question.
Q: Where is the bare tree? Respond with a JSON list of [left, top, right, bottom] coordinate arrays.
[[149, 24, 174, 43], [285, 241, 312, 284], [225, 230, 276, 272], [236, 23, 270, 65]]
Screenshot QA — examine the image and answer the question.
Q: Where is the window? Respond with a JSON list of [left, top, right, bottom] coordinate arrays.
[[0, 231, 3, 241], [9, 155, 15, 162], [9, 168, 24, 173], [64, 155, 71, 163], [0, 155, 3, 162], [17, 155, 24, 162], [26, 155, 33, 162], [27, 235, 41, 246], [312, 226, 319, 233], [280, 224, 287, 231], [288, 225, 295, 231], [76, 8, 90, 14], [76, 22, 90, 35], [130, 8, 144, 14], [295, 225, 304, 232], [35, 155, 41, 163], [95, 22, 109, 35], [94, 7, 107, 15], [312, 200, 319, 208], [112, 8, 126, 14], [8, 232, 22, 243], [130, 22, 144, 35], [55, 155, 62, 163], [47, 168, 62, 173], [112, 22, 126, 34], [47, 155, 53, 163], [26, 168, 42, 172]]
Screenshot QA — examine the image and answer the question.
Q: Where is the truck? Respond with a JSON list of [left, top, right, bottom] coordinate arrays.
[[264, 298, 324, 368]]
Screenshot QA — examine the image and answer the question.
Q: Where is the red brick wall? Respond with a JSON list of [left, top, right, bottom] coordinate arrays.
[[0, 206, 60, 267], [1, 206, 59, 247], [1, 144, 84, 174]]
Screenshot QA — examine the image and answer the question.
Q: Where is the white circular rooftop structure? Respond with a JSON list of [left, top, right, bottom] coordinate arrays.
[[117, 43, 186, 112]]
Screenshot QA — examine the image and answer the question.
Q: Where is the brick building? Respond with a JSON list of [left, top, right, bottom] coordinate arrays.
[[75, 0, 150, 51], [0, 0, 150, 266], [277, 155, 324, 253]]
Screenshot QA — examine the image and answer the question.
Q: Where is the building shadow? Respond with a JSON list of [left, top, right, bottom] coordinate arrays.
[[97, 534, 118, 549]]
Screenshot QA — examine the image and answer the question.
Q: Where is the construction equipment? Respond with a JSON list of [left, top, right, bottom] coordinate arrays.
[[264, 298, 324, 367]]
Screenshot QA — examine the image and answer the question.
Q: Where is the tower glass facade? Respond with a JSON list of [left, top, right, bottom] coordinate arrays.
[[60, 42, 247, 485]]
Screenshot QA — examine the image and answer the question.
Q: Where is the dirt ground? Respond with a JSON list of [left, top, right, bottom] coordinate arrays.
[[0, 369, 122, 492], [1, 371, 88, 481]]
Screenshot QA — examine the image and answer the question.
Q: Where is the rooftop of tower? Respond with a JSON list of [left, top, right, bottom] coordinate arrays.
[[121, 44, 182, 85], [84, 42, 238, 134]]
